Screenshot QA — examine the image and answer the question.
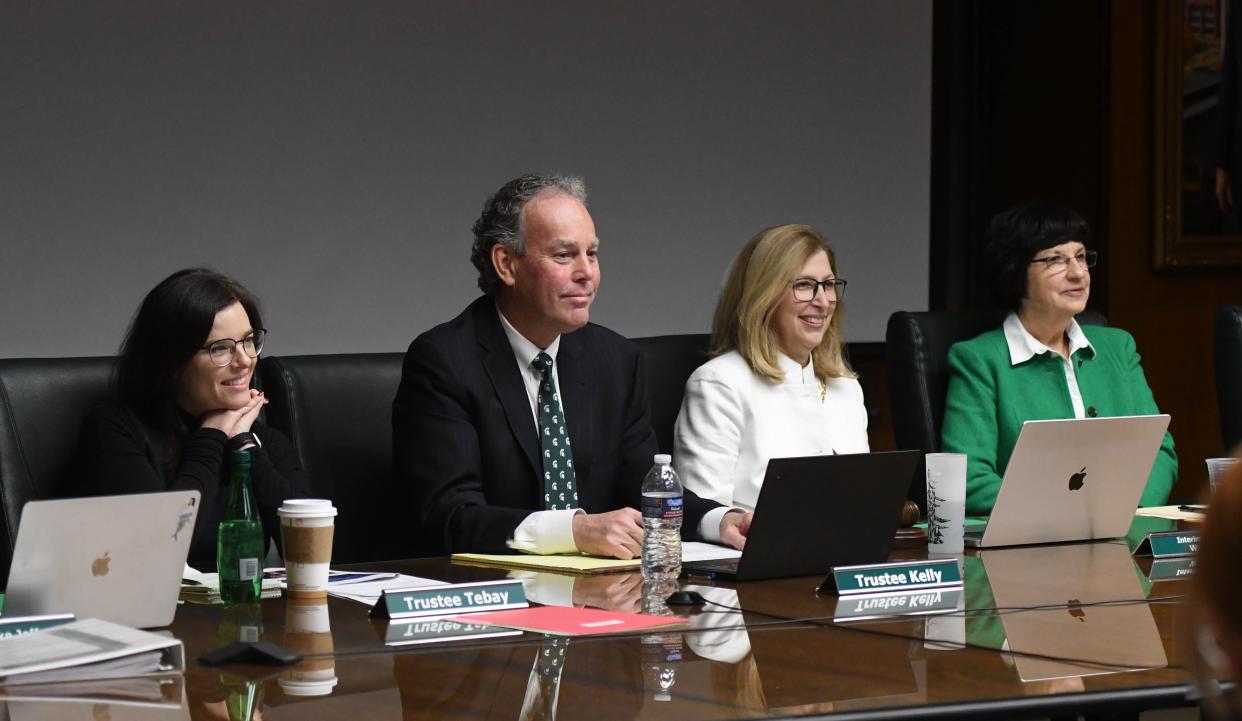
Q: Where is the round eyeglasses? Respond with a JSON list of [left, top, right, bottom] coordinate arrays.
[[791, 278, 847, 302], [200, 329, 266, 367]]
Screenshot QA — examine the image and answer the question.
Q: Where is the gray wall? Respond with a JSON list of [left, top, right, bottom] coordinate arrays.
[[0, 1, 930, 357]]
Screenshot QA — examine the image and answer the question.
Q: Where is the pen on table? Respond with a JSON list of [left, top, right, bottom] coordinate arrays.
[[328, 573, 399, 585]]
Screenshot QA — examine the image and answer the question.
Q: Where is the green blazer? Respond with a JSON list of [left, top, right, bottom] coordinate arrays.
[[940, 324, 1177, 515]]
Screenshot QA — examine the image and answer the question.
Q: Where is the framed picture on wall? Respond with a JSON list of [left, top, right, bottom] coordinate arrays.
[[1155, 0, 1242, 269]]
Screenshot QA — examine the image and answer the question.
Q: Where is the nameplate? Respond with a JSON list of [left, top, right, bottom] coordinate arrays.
[[369, 580, 528, 620], [1146, 557, 1196, 582], [1133, 530, 1199, 558], [384, 617, 523, 646], [833, 588, 964, 622], [0, 613, 75, 639], [818, 558, 962, 596]]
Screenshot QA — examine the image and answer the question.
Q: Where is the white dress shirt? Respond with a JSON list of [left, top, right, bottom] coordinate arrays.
[[498, 309, 581, 555], [673, 350, 870, 540], [1002, 312, 1095, 419]]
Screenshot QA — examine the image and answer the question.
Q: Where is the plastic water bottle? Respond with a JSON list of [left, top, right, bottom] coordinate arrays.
[[218, 449, 264, 606], [641, 453, 683, 578]]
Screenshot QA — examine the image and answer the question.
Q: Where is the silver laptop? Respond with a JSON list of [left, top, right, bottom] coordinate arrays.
[[4, 491, 200, 628], [968, 414, 1170, 547], [982, 542, 1167, 681]]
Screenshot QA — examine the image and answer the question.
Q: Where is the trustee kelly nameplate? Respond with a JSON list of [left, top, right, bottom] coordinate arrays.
[[370, 580, 528, 620], [834, 588, 964, 622], [1133, 530, 1199, 558], [819, 558, 962, 596]]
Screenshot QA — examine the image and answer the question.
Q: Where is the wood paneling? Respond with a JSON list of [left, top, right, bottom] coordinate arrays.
[[1107, 2, 1242, 500]]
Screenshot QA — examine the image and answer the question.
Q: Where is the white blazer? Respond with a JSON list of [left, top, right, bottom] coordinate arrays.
[[672, 350, 869, 511]]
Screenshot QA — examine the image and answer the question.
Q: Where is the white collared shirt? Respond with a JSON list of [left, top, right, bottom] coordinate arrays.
[[497, 308, 580, 554], [1002, 312, 1095, 418]]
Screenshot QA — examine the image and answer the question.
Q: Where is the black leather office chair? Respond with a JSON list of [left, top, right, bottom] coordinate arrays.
[[885, 310, 1107, 510], [630, 334, 712, 455], [1216, 305, 1242, 453], [0, 357, 115, 586], [260, 353, 409, 563]]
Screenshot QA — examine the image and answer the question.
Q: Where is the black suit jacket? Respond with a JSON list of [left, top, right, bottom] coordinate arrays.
[[393, 296, 716, 554]]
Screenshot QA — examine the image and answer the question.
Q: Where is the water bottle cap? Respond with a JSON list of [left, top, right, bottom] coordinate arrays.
[[653, 454, 671, 465]]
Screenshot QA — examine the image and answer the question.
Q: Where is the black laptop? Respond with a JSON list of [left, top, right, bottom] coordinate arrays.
[[681, 450, 919, 581]]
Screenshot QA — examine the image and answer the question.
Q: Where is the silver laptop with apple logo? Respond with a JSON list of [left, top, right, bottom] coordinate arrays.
[[3, 491, 200, 628], [967, 414, 1171, 548]]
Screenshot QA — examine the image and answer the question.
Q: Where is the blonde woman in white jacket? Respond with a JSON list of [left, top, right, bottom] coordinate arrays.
[[673, 224, 869, 543]]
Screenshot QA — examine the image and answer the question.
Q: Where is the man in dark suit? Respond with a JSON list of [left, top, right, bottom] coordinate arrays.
[[393, 174, 749, 557]]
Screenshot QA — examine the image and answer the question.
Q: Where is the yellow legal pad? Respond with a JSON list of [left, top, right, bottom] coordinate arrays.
[[450, 553, 640, 575]]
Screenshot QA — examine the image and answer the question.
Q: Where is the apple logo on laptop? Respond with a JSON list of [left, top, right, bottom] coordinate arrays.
[[91, 551, 111, 577], [1068, 467, 1087, 491], [1067, 598, 1086, 622]]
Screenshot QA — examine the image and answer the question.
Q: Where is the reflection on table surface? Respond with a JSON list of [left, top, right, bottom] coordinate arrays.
[[1, 517, 1199, 721]]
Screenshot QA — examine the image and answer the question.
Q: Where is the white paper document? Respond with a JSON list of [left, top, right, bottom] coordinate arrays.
[[326, 574, 446, 606], [682, 542, 743, 562]]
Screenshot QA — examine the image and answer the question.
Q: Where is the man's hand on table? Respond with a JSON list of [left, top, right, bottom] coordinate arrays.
[[719, 510, 752, 550], [571, 508, 643, 559]]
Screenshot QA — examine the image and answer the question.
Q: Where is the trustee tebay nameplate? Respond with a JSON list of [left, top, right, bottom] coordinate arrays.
[[1133, 530, 1199, 558], [819, 558, 963, 596], [370, 580, 528, 620]]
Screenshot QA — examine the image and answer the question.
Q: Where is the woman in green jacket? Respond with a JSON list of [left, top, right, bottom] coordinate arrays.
[[940, 204, 1177, 515]]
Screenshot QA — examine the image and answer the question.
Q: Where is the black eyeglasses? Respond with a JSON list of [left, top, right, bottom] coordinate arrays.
[[200, 330, 266, 367], [1030, 250, 1097, 273], [791, 278, 847, 302]]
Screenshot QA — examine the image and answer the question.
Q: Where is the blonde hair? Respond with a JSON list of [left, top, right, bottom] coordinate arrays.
[[710, 224, 854, 382]]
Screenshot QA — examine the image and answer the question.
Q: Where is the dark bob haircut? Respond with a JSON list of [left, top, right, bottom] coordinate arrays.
[[115, 268, 263, 436], [983, 203, 1091, 313]]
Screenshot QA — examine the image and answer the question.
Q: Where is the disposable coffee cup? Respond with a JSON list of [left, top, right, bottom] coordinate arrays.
[[280, 598, 336, 697], [1206, 458, 1239, 497], [278, 499, 337, 599], [925, 453, 967, 554]]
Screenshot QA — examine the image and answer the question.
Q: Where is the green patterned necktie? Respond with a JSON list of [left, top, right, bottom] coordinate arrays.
[[533, 352, 578, 511]]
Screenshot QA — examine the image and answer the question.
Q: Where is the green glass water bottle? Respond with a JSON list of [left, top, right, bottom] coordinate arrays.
[[218, 449, 264, 606]]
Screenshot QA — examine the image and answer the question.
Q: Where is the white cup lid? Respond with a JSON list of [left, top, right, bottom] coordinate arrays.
[[278, 499, 338, 517]]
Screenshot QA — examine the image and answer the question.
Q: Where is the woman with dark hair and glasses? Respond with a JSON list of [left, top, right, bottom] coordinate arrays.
[[75, 268, 308, 570], [940, 203, 1176, 515], [672, 224, 867, 547]]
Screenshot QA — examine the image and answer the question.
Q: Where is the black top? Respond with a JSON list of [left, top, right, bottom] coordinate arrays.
[[73, 403, 310, 571]]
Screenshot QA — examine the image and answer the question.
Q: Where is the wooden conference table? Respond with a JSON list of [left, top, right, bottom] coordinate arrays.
[[10, 516, 1204, 721]]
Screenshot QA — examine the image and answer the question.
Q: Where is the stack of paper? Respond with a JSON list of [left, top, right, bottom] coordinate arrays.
[[180, 565, 281, 605], [452, 542, 741, 575], [1135, 505, 1205, 521], [0, 618, 184, 685]]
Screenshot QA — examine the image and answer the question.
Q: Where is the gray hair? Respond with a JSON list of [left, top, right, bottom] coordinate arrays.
[[470, 173, 588, 295]]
